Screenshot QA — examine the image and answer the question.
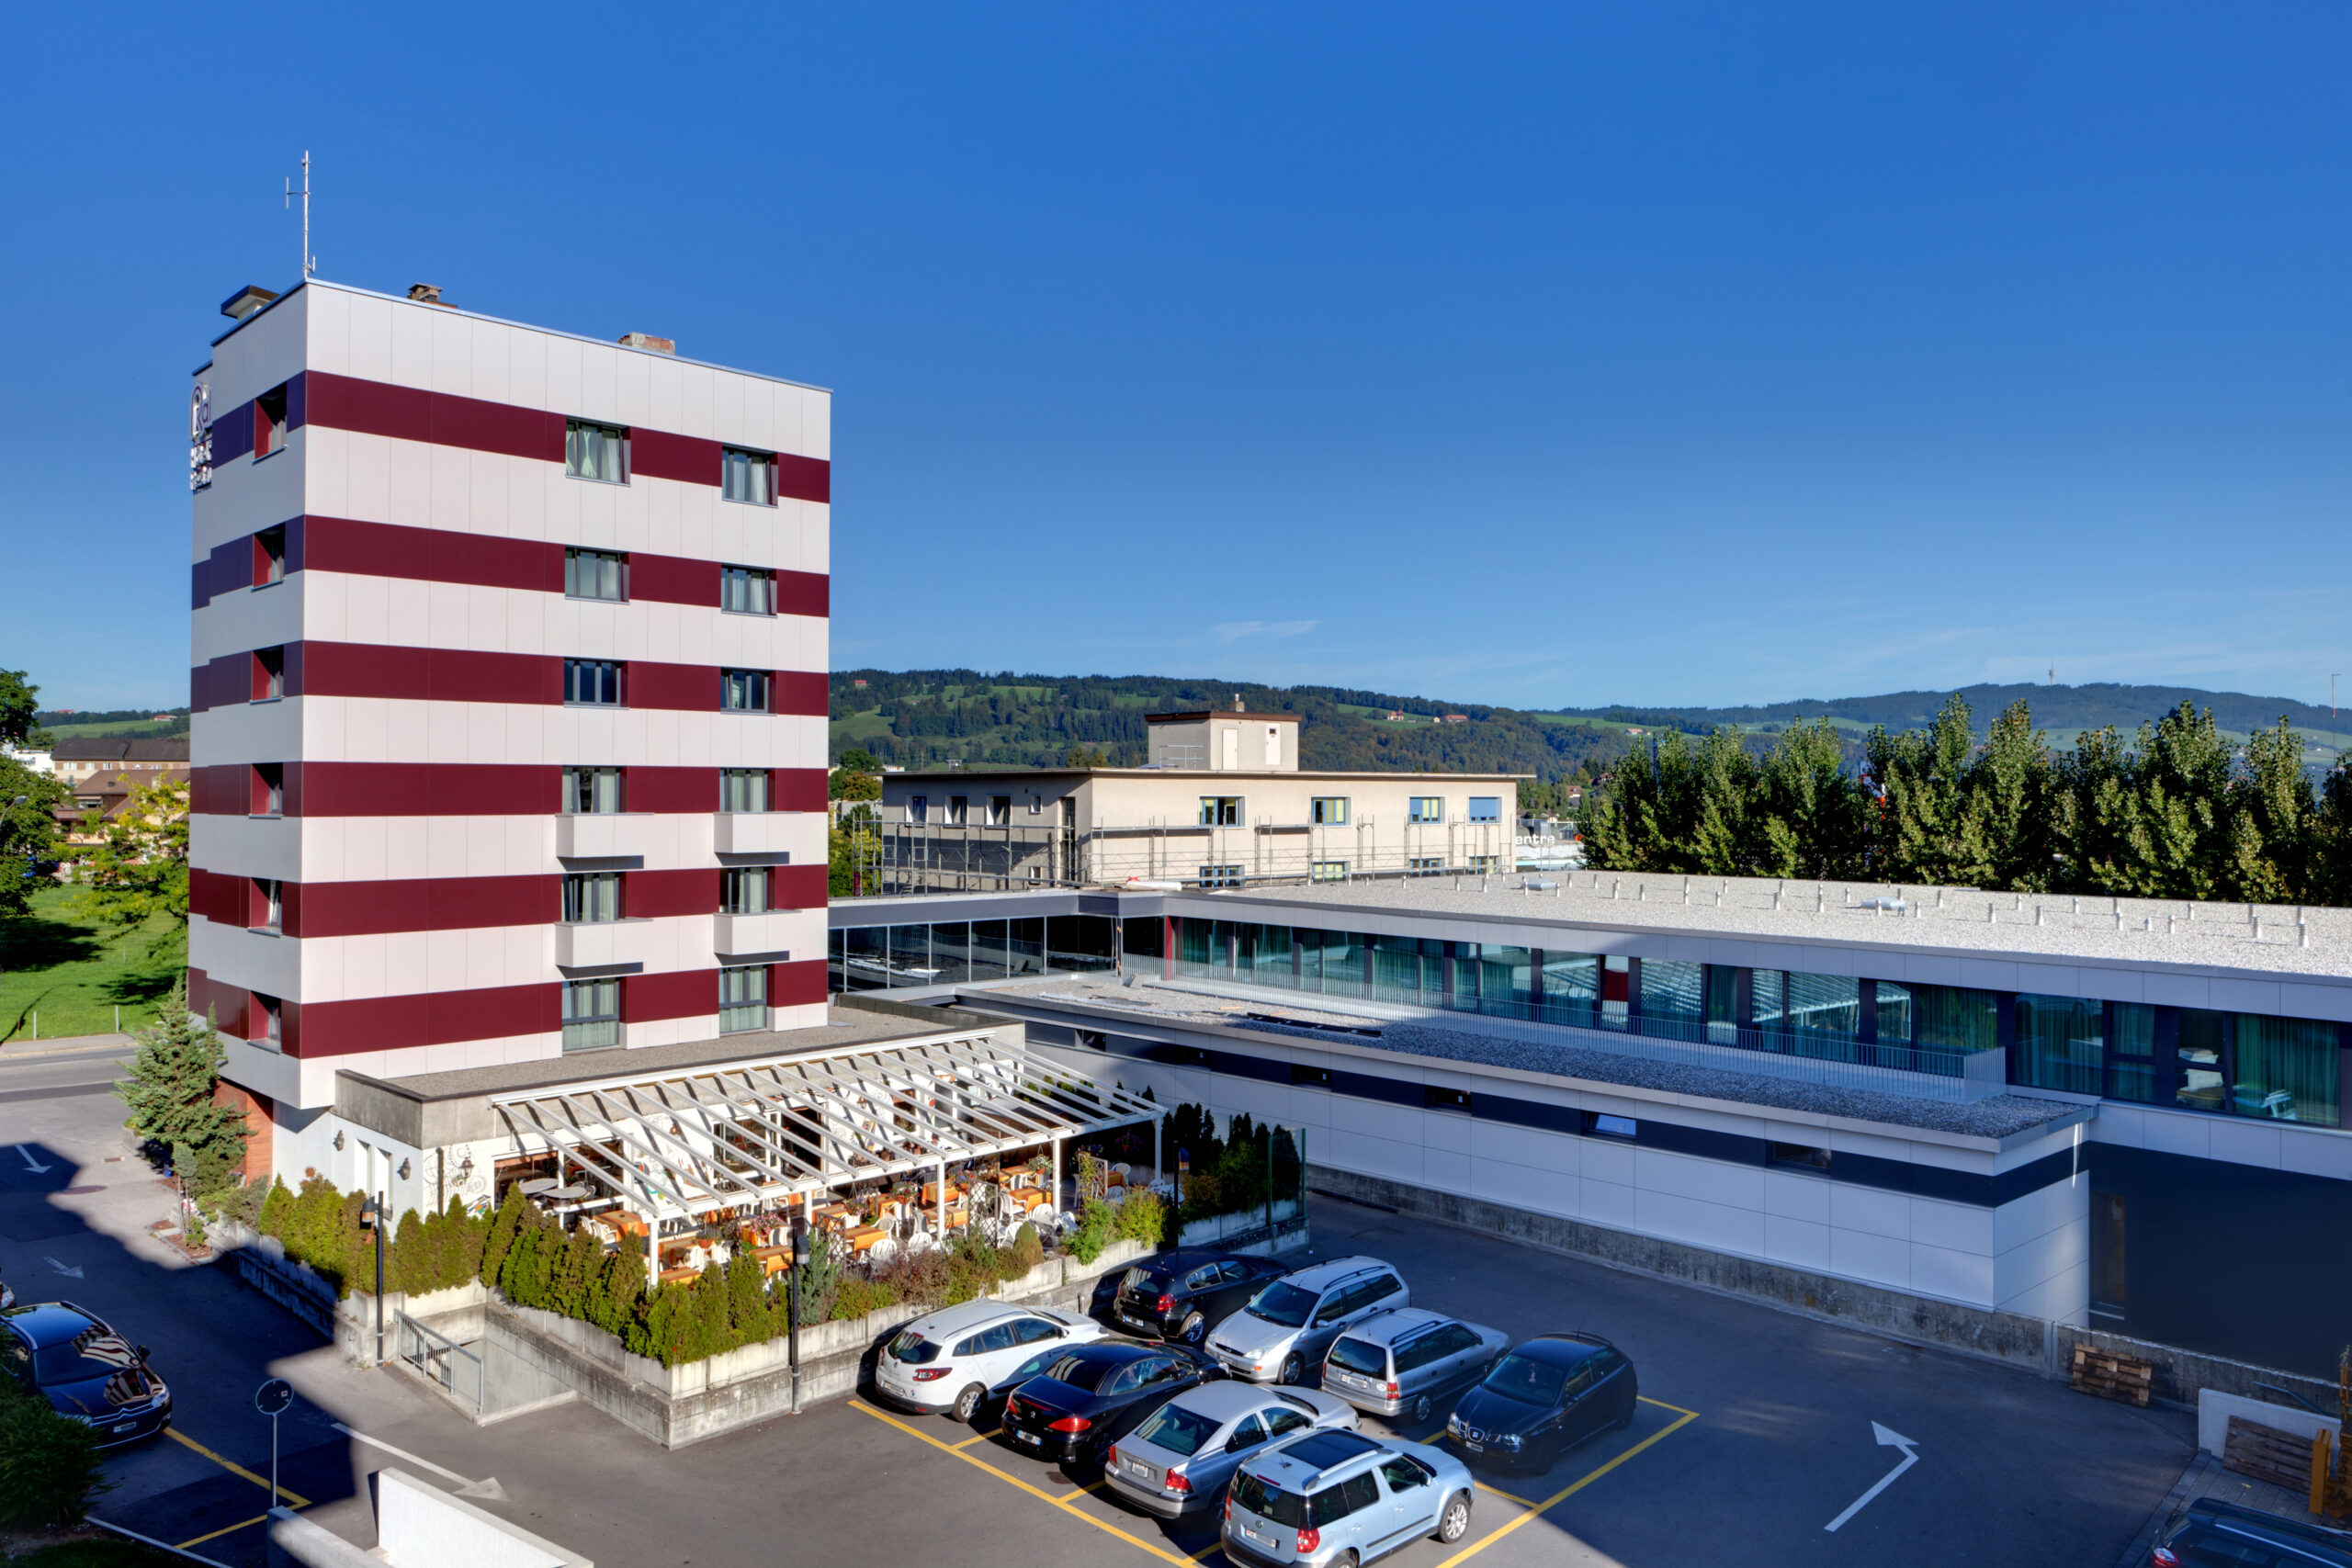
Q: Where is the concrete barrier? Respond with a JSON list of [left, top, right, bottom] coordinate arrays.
[[377, 1469, 590, 1567], [2052, 1325, 2341, 1414], [2198, 1389, 2341, 1457]]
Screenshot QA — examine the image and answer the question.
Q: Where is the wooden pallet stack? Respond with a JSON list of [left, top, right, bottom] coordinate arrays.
[[2070, 1344, 2154, 1407], [2223, 1416, 2321, 1492]]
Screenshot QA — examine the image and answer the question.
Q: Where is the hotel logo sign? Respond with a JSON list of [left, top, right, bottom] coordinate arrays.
[[188, 381, 214, 491]]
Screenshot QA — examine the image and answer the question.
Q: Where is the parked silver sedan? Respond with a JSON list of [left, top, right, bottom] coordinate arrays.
[[1318, 1307, 1510, 1424], [1102, 1382, 1358, 1518]]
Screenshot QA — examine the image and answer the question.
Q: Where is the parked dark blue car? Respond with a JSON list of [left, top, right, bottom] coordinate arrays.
[[0, 1303, 172, 1448]]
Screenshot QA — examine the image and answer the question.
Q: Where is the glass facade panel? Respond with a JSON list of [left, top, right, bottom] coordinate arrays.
[[2106, 1002, 2158, 1103], [2233, 1015, 2339, 1125], [1913, 984, 1998, 1055], [719, 769, 768, 812], [1370, 934, 1439, 1003], [1639, 961, 1704, 1031], [2016, 994, 2103, 1094], [1875, 981, 1914, 1045], [967, 919, 1010, 979], [925, 922, 971, 985], [561, 978, 620, 1052], [1006, 918, 1045, 976], [1048, 914, 1117, 973], [565, 420, 628, 482], [1302, 929, 1366, 998], [842, 925, 889, 989], [1784, 974, 1860, 1042], [887, 924, 935, 986], [1249, 923, 1294, 986], [2176, 1009, 2226, 1111], [718, 965, 767, 1032], [562, 765, 622, 814]]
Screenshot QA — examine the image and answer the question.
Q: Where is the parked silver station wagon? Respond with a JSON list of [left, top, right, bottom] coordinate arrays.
[[1222, 1428, 1475, 1568], [1102, 1382, 1357, 1517], [1207, 1258, 1408, 1385], [1318, 1308, 1510, 1423]]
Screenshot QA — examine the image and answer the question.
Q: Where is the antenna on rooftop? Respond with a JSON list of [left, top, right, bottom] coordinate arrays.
[[285, 152, 315, 279]]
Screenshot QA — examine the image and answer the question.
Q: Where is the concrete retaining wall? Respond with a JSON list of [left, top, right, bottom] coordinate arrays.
[[377, 1468, 591, 1568], [1179, 1201, 1303, 1248], [2052, 1325, 2341, 1415]]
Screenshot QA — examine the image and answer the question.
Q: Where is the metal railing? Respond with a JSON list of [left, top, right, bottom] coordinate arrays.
[[394, 1311, 483, 1413]]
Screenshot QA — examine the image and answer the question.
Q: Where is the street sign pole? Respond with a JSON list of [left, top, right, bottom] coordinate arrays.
[[254, 1378, 293, 1508]]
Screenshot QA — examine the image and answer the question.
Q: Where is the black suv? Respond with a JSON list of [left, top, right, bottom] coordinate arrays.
[[2153, 1498, 2352, 1566], [0, 1303, 172, 1448], [1112, 1250, 1292, 1345]]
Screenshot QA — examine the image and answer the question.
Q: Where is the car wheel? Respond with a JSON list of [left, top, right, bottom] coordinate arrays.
[[1411, 1393, 1433, 1424], [1330, 1553, 1360, 1568], [1181, 1312, 1205, 1345], [1437, 1491, 1472, 1543], [953, 1383, 987, 1423], [1280, 1352, 1305, 1385]]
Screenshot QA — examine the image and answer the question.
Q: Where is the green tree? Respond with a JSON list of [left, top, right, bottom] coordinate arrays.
[[1953, 700, 2053, 892], [0, 1390, 109, 1530], [0, 668, 65, 917], [1865, 694, 1977, 886], [114, 977, 247, 1181], [1754, 719, 1866, 880], [829, 748, 882, 803], [2226, 716, 2312, 904], [74, 773, 190, 937], [830, 803, 879, 897], [0, 671, 47, 750]]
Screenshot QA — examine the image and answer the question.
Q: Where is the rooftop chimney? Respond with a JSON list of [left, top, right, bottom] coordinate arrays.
[[1232, 694, 1244, 712], [406, 283, 444, 304], [220, 285, 280, 321], [616, 332, 676, 355]]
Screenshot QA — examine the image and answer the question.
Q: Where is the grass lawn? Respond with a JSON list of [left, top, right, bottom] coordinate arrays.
[[0, 886, 183, 1044]]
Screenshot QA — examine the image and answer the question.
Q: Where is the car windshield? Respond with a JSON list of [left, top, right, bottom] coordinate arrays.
[[885, 1331, 940, 1365], [1133, 1403, 1223, 1458], [1024, 1354, 1109, 1391], [1481, 1352, 1570, 1405], [1326, 1337, 1386, 1376], [1229, 1471, 1307, 1528], [1247, 1282, 1318, 1329], [28, 1329, 141, 1387]]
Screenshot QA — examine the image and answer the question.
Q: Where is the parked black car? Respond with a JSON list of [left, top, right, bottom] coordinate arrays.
[[1111, 1251, 1292, 1345], [999, 1342, 1223, 1465], [1445, 1334, 1635, 1471], [2153, 1497, 2352, 1566], [0, 1303, 172, 1449]]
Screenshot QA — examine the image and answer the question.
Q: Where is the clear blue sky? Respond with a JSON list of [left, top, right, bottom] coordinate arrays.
[[5, 4, 2348, 715]]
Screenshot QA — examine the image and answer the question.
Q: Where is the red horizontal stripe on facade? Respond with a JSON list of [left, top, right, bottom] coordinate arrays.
[[190, 643, 827, 715], [192, 514, 829, 614], [622, 966, 711, 1024], [186, 763, 825, 817], [297, 981, 560, 1056], [773, 958, 826, 1008], [629, 428, 724, 489], [192, 867, 750, 938], [774, 864, 828, 909]]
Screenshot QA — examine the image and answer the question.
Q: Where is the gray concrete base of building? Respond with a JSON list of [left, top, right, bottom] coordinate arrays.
[[1304, 1163, 2338, 1412]]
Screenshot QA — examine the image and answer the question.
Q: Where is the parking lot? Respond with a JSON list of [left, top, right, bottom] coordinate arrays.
[[4, 1042, 2194, 1566]]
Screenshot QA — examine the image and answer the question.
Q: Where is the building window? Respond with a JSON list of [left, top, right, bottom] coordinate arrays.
[[2016, 994, 2104, 1095], [944, 795, 968, 827], [561, 765, 623, 814], [1311, 861, 1349, 883], [720, 669, 770, 712], [565, 660, 622, 706], [564, 548, 627, 601], [720, 867, 770, 915], [254, 383, 289, 459], [720, 565, 775, 615], [908, 795, 927, 824], [1769, 1142, 1832, 1174], [1465, 854, 1498, 874], [1583, 1111, 1637, 1140], [1310, 796, 1349, 826], [561, 872, 622, 924], [720, 769, 769, 813], [249, 878, 282, 932], [253, 525, 287, 586], [989, 795, 1012, 826], [1199, 796, 1242, 827], [254, 993, 283, 1047], [2232, 1014, 2339, 1124], [250, 646, 286, 703], [1408, 796, 1444, 824], [1424, 1084, 1471, 1111], [561, 978, 621, 1053], [1290, 1063, 1331, 1087], [565, 419, 628, 483], [251, 762, 284, 818], [1029, 795, 1044, 815], [720, 447, 775, 505], [1407, 856, 1444, 876], [1467, 796, 1500, 823], [718, 965, 769, 1032], [1199, 864, 1244, 888]]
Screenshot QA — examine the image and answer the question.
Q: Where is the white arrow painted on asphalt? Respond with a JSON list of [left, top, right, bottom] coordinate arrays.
[[44, 1258, 83, 1279], [333, 1423, 505, 1499], [15, 1145, 51, 1174], [1824, 1422, 1920, 1532]]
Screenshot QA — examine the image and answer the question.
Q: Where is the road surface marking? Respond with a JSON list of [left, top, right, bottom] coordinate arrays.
[[1825, 1422, 1920, 1532], [16, 1145, 51, 1172], [164, 1427, 310, 1506], [953, 1427, 1002, 1450], [333, 1423, 505, 1497], [1430, 1403, 1701, 1567], [179, 1513, 274, 1549]]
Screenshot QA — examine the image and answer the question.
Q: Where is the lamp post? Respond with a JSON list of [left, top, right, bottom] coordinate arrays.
[[357, 1196, 385, 1366], [786, 1215, 810, 1415], [254, 1377, 292, 1508]]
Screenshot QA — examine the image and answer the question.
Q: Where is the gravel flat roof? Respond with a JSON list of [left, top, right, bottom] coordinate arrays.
[[989, 979, 2083, 1142], [1200, 872, 2352, 980]]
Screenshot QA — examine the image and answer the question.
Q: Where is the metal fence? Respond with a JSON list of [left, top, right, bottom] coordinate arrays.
[[394, 1311, 483, 1413]]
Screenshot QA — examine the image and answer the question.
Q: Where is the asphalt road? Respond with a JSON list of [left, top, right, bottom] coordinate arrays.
[[0, 1040, 2190, 1567]]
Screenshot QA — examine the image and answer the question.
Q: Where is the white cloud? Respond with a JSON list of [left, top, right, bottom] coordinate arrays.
[[1209, 621, 1265, 642], [1265, 621, 1320, 639]]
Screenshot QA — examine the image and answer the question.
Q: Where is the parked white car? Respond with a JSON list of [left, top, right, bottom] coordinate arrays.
[[874, 1302, 1106, 1421]]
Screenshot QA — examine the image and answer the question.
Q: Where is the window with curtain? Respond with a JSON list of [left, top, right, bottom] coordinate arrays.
[[1639, 961, 1704, 1032], [565, 420, 628, 482], [561, 978, 620, 1052], [2233, 1015, 2339, 1125], [1704, 966, 1739, 1043], [1408, 797, 1444, 824], [720, 867, 769, 914], [561, 765, 622, 814], [720, 669, 770, 711], [719, 769, 768, 812], [564, 548, 626, 601], [1541, 953, 1600, 1024], [720, 446, 775, 504], [561, 872, 621, 923], [2176, 1009, 2227, 1111], [2106, 1002, 2158, 1102], [1311, 797, 1350, 826], [1370, 934, 1438, 1002], [1783, 973, 1860, 1043], [718, 966, 768, 1032], [564, 659, 622, 705], [1912, 984, 1999, 1056], [720, 565, 775, 615], [2016, 994, 2103, 1094], [1874, 981, 1914, 1045]]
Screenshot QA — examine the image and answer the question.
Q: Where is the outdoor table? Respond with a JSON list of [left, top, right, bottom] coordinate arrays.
[[844, 1225, 886, 1255], [658, 1266, 699, 1286], [1006, 1189, 1048, 1213], [920, 1181, 965, 1206]]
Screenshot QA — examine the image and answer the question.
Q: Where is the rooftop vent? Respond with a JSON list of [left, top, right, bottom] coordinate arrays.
[[406, 283, 444, 304], [220, 285, 280, 321], [616, 332, 675, 355]]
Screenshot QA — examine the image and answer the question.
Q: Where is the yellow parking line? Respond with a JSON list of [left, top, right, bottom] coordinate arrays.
[[1430, 1406, 1699, 1568], [1638, 1393, 1700, 1418], [177, 1513, 271, 1549], [164, 1427, 311, 1507], [852, 1400, 1191, 1566], [1474, 1479, 1536, 1507], [953, 1427, 1002, 1450]]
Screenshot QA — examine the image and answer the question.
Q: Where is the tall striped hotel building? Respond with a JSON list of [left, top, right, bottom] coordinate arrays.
[[188, 279, 831, 1181]]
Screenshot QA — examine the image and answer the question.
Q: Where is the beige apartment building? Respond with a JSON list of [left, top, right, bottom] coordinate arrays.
[[870, 710, 1523, 891]]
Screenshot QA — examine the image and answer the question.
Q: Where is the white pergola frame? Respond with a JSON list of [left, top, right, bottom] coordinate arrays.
[[488, 1031, 1163, 1282]]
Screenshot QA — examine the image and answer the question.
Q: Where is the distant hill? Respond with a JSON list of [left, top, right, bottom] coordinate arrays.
[[32, 707, 190, 743], [831, 672, 2349, 784]]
